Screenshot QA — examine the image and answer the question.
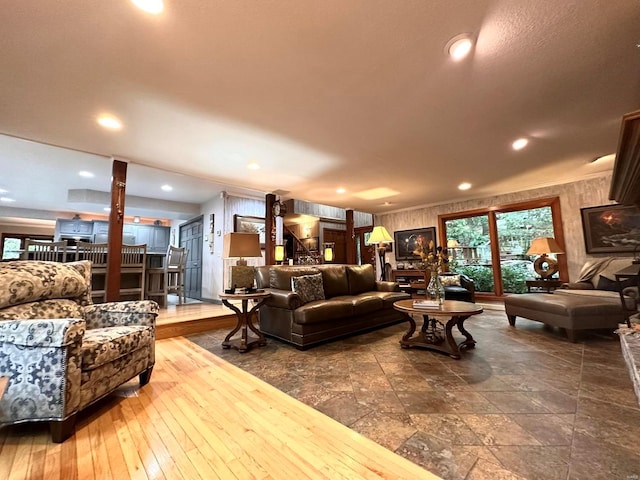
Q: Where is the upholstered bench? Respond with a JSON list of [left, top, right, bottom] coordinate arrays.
[[504, 291, 628, 342]]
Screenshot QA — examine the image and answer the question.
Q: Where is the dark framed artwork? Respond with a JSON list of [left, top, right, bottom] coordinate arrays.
[[364, 232, 393, 252], [580, 204, 640, 254], [233, 215, 266, 249], [394, 227, 437, 261]]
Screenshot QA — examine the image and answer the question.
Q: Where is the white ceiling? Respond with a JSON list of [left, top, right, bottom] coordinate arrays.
[[1, 0, 639, 221]]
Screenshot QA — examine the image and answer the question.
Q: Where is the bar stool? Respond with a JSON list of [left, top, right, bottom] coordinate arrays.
[[146, 245, 187, 306], [75, 241, 108, 303], [21, 239, 68, 262]]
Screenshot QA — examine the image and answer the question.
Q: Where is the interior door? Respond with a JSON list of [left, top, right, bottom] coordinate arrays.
[[323, 228, 347, 263], [179, 216, 203, 300]]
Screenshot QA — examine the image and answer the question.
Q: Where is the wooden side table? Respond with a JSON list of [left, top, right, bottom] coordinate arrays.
[[220, 291, 270, 353], [526, 279, 563, 293]]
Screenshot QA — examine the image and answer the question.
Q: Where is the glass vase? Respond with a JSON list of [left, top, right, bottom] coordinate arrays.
[[427, 271, 445, 304]]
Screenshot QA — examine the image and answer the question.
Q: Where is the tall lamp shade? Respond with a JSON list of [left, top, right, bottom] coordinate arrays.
[[369, 226, 394, 281], [224, 232, 262, 289], [526, 237, 564, 279]]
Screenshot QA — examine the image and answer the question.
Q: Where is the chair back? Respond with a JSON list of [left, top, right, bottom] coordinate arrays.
[[22, 239, 68, 262], [166, 245, 187, 271], [75, 241, 108, 268], [121, 244, 147, 269]]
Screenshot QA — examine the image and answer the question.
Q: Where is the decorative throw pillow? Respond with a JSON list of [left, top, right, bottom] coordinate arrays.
[[291, 273, 325, 304], [596, 275, 635, 292], [439, 274, 461, 287]]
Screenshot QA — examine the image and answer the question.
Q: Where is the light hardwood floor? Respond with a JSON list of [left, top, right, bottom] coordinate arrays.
[[0, 334, 441, 480]]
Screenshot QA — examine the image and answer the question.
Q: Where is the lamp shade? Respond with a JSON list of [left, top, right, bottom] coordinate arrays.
[[323, 242, 334, 262], [223, 232, 262, 259], [368, 226, 394, 244], [526, 237, 564, 255], [447, 239, 460, 248]]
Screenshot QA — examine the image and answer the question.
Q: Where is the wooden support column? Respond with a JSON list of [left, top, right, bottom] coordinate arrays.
[[106, 160, 127, 302], [346, 209, 356, 264], [265, 194, 276, 265]]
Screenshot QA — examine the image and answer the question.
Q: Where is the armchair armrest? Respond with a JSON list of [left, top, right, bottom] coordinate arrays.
[[263, 288, 303, 310], [83, 300, 159, 329], [376, 281, 400, 292], [0, 318, 85, 347]]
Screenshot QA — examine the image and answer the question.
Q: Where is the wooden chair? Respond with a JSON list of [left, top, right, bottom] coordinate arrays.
[[146, 245, 187, 306], [120, 244, 147, 300], [75, 241, 108, 303], [21, 239, 68, 262]]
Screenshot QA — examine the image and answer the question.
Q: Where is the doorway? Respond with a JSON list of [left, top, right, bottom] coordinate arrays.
[[179, 216, 203, 300], [323, 228, 347, 263]]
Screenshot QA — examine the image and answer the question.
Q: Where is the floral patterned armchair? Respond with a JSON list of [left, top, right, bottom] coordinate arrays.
[[0, 260, 158, 442]]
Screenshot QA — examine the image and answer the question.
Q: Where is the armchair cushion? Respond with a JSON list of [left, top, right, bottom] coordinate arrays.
[[81, 325, 153, 371], [84, 300, 159, 329], [440, 274, 461, 287], [0, 299, 85, 321], [0, 261, 87, 309]]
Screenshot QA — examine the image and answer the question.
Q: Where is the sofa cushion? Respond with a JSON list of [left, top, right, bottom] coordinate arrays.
[[294, 300, 353, 324], [347, 264, 376, 295], [366, 290, 411, 308], [317, 265, 349, 298], [81, 325, 153, 371], [269, 267, 319, 291], [0, 299, 85, 321], [291, 273, 326, 304], [332, 294, 383, 315], [0, 260, 89, 309]]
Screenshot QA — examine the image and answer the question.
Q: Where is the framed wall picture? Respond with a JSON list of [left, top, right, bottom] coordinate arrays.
[[580, 204, 640, 254], [394, 227, 437, 262], [234, 215, 266, 249]]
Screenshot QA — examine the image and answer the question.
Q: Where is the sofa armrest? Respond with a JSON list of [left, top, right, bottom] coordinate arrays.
[[264, 288, 303, 310], [83, 300, 159, 329], [376, 281, 400, 292], [0, 318, 85, 347], [562, 282, 595, 290], [623, 286, 640, 301]]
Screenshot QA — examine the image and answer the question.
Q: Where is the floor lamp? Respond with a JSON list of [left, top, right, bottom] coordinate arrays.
[[369, 226, 393, 281]]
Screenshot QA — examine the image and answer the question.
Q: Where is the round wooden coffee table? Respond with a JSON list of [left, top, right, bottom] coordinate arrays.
[[393, 299, 483, 359]]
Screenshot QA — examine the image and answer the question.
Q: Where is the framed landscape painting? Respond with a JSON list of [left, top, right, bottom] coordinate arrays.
[[234, 215, 266, 248], [580, 204, 640, 254], [394, 227, 437, 261]]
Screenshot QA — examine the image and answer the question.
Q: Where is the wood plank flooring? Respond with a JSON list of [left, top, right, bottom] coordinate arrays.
[[0, 336, 441, 480]]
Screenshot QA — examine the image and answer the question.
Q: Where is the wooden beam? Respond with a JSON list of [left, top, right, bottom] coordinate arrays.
[[265, 194, 276, 265], [106, 160, 127, 302], [346, 209, 356, 264]]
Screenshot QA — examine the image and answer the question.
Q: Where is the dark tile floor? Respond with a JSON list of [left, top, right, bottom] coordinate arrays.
[[188, 304, 640, 480]]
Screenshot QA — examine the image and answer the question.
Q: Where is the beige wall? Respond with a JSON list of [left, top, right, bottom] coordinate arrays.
[[378, 173, 631, 282]]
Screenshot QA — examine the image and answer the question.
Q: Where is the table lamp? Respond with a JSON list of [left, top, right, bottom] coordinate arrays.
[[369, 226, 394, 280], [224, 232, 262, 290], [526, 237, 564, 279]]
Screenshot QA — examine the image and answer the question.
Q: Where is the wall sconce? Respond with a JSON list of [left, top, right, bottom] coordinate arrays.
[[323, 242, 335, 262], [274, 244, 285, 263], [133, 216, 141, 223]]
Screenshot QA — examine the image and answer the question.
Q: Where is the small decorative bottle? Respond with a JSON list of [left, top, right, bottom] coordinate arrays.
[[427, 272, 445, 304]]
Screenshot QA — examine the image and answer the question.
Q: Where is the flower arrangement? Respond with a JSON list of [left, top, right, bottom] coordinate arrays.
[[420, 252, 443, 273]]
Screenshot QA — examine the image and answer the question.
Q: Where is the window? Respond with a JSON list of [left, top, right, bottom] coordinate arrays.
[[440, 197, 565, 297], [1, 234, 53, 260]]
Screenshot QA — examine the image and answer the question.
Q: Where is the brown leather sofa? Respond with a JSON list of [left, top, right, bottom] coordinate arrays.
[[255, 264, 410, 349]]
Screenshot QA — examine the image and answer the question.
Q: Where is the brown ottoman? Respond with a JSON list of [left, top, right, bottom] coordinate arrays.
[[504, 293, 625, 342]]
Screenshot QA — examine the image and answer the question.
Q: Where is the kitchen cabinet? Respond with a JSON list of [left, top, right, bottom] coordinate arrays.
[[55, 219, 93, 240], [133, 225, 170, 253]]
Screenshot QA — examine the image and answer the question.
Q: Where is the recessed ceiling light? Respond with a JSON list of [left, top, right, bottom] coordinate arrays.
[[0, 197, 16, 203], [458, 182, 472, 191], [161, 184, 173, 192], [103, 207, 111, 212], [0, 188, 7, 194], [336, 188, 346, 194], [512, 138, 529, 151], [446, 34, 473, 61], [97, 115, 123, 130], [247, 162, 260, 170], [79, 171, 95, 178], [592, 153, 615, 163], [131, 0, 164, 14]]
